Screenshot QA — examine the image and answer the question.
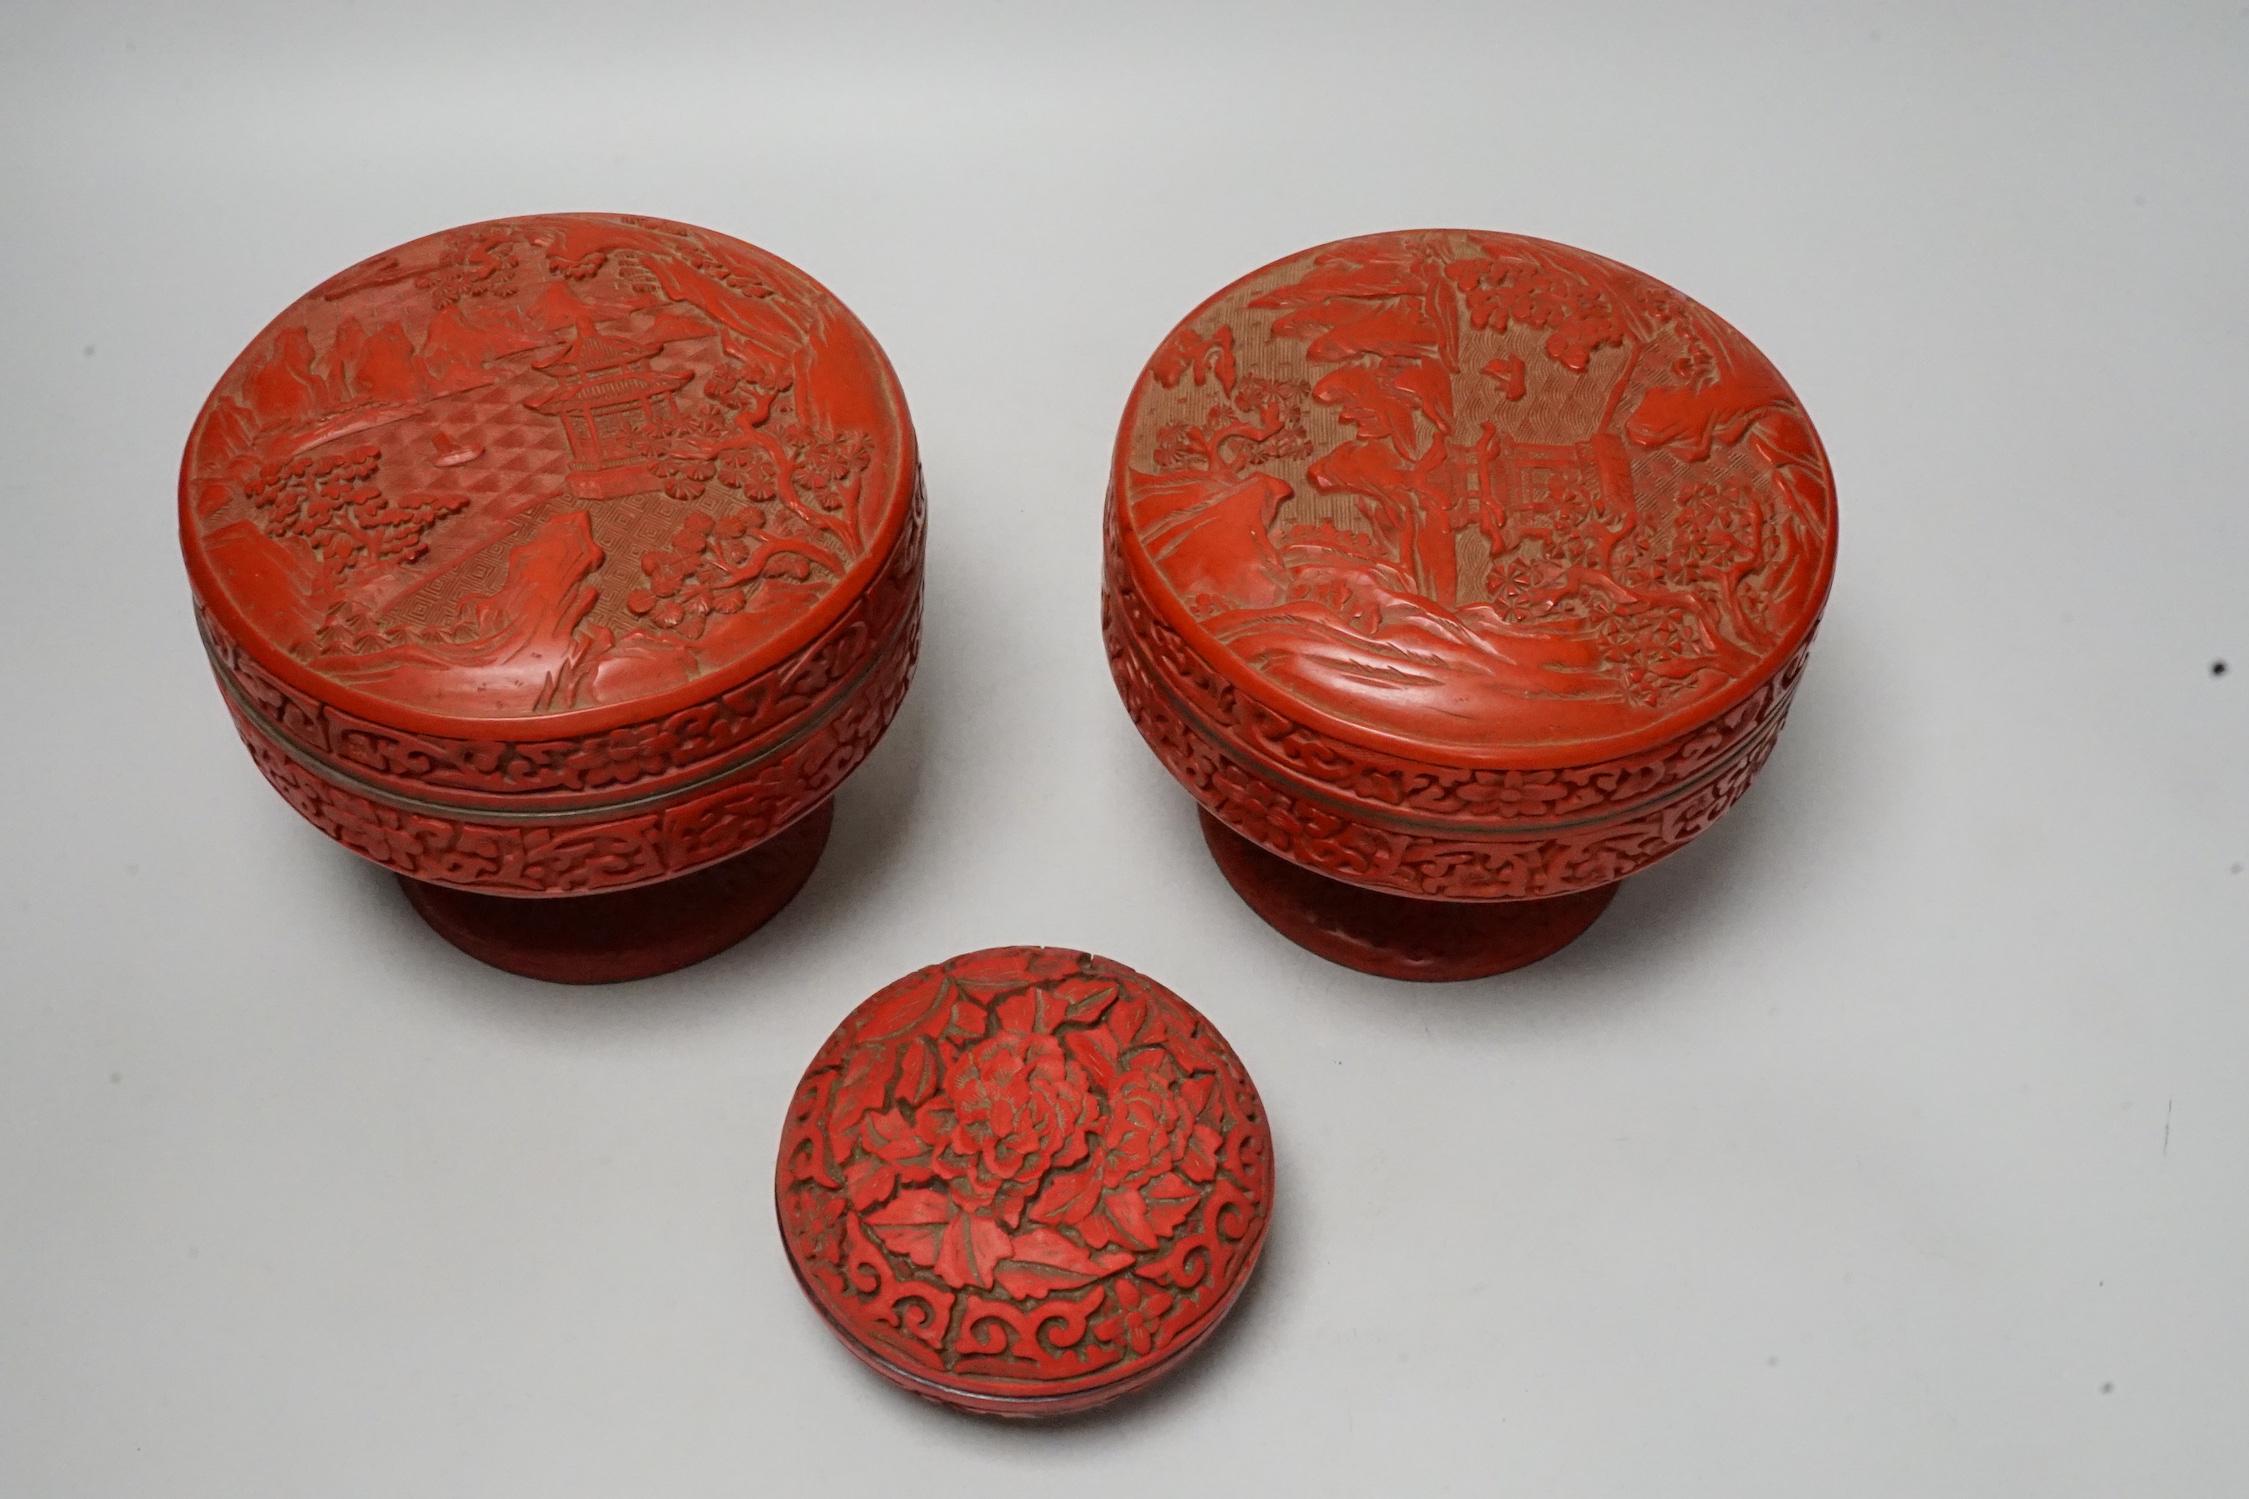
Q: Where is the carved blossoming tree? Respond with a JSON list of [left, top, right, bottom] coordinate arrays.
[[1240, 234, 1798, 703], [625, 355, 867, 641], [1148, 320, 1314, 483], [248, 444, 470, 585], [626, 508, 838, 640]]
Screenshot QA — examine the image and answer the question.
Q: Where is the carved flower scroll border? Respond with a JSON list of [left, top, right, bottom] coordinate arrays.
[[200, 477, 923, 812], [1104, 498, 1807, 839], [222, 594, 918, 895], [1105, 519, 1809, 900], [1110, 620, 1793, 900]]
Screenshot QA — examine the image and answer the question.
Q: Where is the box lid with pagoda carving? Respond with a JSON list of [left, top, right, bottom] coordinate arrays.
[[181, 213, 918, 748], [1108, 229, 1836, 772], [180, 215, 924, 853]]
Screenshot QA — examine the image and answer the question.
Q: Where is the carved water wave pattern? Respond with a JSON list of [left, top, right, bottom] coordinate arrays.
[[777, 950, 1273, 1408], [224, 594, 919, 896], [201, 479, 923, 816]]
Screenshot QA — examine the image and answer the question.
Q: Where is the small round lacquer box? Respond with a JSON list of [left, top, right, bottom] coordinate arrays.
[[1103, 230, 1836, 980], [777, 948, 1274, 1416], [181, 214, 922, 982]]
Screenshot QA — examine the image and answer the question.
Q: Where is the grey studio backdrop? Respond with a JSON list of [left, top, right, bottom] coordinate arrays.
[[2, 3, 2243, 1495]]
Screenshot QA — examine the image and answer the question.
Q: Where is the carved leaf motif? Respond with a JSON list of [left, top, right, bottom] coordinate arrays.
[[1179, 1124, 1223, 1185], [1157, 1017, 1220, 1076], [948, 947, 1077, 986], [934, 1211, 1013, 1291], [1382, 355, 1453, 433], [862, 1189, 952, 1267], [1106, 990, 1148, 1050], [994, 985, 1066, 1037], [861, 1107, 936, 1184], [1063, 1026, 1120, 1094], [827, 1044, 898, 1158], [1084, 1184, 1157, 1252], [941, 999, 990, 1043], [1141, 1172, 1198, 1240], [1028, 1166, 1101, 1229], [1055, 977, 1119, 1024], [845, 1156, 897, 1212], [1149, 324, 1237, 396], [990, 1229, 1135, 1302], [896, 1036, 939, 1106]]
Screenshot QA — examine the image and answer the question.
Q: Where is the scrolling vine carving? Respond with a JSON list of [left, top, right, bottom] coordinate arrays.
[[224, 582, 918, 896], [1105, 521, 1805, 901], [1106, 504, 1798, 833], [202, 480, 922, 814]]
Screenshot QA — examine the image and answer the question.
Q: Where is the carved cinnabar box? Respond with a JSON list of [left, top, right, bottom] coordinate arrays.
[[180, 214, 923, 983], [1104, 231, 1836, 980], [777, 948, 1273, 1416]]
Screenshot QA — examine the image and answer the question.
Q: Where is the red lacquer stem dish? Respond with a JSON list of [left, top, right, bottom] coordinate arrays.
[[181, 214, 923, 982], [1103, 230, 1836, 979]]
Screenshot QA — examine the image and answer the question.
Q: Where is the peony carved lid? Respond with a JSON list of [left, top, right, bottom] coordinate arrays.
[[776, 948, 1273, 1416], [1112, 230, 1836, 766], [181, 214, 916, 737]]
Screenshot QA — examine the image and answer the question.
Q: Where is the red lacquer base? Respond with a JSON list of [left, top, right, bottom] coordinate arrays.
[[397, 799, 834, 984], [1198, 808, 1619, 981]]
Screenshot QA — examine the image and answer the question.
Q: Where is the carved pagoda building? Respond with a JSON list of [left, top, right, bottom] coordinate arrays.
[[523, 321, 691, 499]]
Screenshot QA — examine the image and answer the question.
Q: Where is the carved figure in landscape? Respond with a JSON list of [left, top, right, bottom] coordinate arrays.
[[1123, 232, 1833, 748], [185, 216, 901, 720]]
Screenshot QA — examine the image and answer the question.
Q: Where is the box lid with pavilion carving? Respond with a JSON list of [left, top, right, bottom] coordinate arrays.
[[181, 214, 923, 893], [1103, 229, 1836, 901]]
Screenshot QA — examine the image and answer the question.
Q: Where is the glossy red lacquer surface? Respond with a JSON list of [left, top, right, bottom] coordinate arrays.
[[777, 949, 1273, 1416], [180, 214, 923, 906], [1104, 230, 1835, 917]]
